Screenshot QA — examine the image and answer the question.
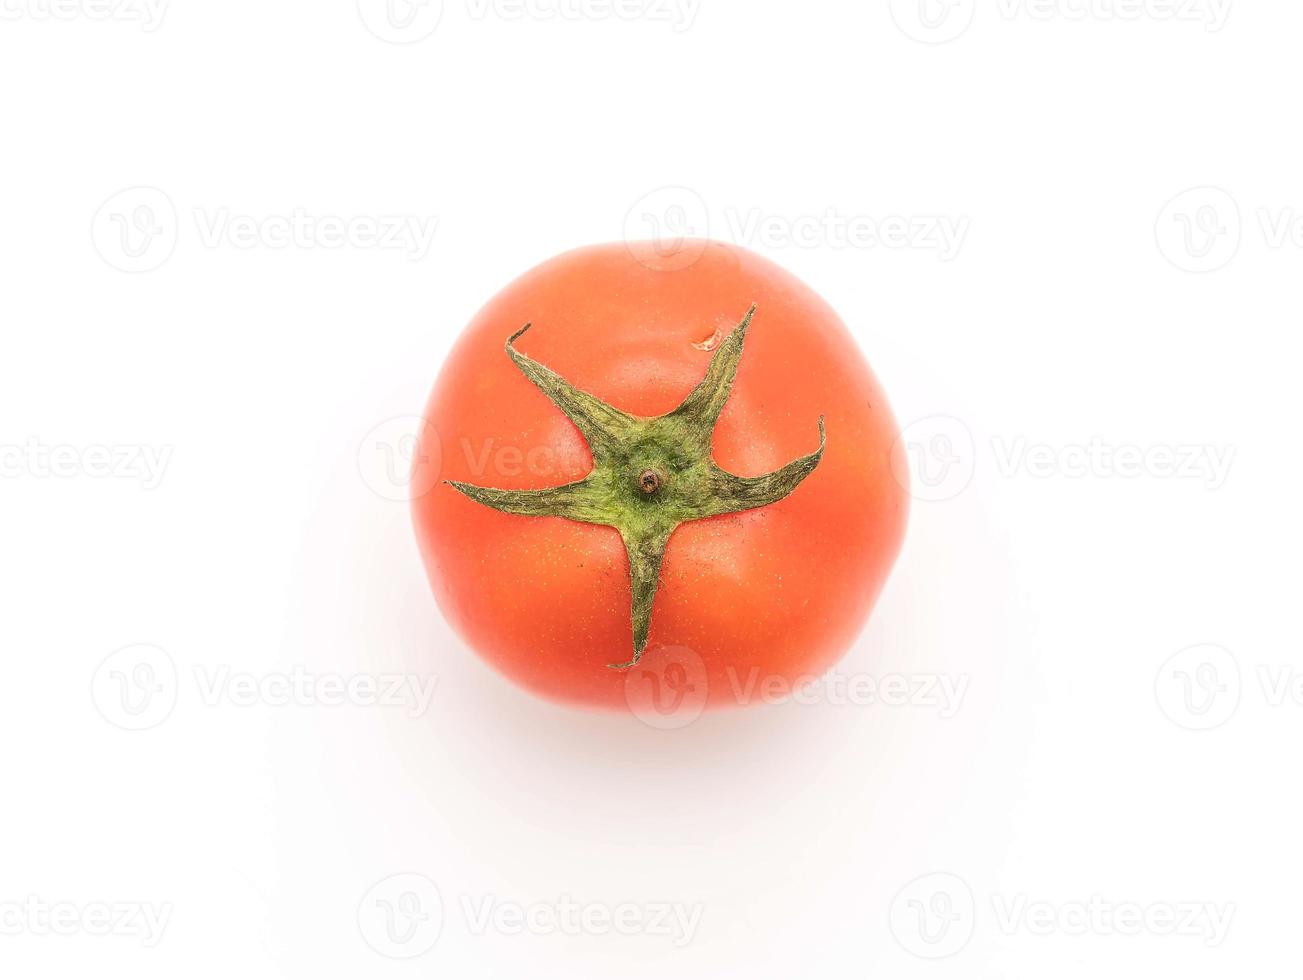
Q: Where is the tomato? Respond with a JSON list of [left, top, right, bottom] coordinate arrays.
[[411, 239, 907, 710]]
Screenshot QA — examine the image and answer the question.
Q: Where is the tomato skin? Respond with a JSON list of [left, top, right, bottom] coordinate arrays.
[[412, 240, 908, 709]]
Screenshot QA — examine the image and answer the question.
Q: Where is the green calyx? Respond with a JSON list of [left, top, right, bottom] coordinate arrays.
[[448, 305, 826, 670]]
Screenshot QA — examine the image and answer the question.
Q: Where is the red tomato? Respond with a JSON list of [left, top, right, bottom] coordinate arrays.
[[411, 240, 907, 710]]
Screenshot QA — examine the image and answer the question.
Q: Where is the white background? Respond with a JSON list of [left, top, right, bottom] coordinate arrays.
[[1, 1, 1298, 977]]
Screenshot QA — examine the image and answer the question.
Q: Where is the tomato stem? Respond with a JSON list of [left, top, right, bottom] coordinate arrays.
[[446, 304, 826, 669]]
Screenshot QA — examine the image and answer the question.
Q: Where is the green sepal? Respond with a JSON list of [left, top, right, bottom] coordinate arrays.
[[447, 305, 825, 669]]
